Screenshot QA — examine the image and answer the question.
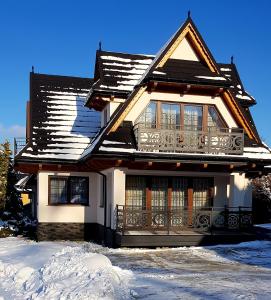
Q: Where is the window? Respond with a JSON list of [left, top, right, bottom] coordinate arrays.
[[207, 106, 225, 130], [137, 101, 227, 132], [125, 176, 213, 210], [126, 176, 146, 208], [138, 101, 157, 128], [184, 105, 203, 131], [49, 176, 89, 205], [161, 103, 180, 129], [193, 178, 213, 209]]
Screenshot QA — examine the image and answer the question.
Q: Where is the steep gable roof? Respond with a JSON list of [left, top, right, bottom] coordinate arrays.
[[16, 73, 101, 162], [82, 17, 261, 159]]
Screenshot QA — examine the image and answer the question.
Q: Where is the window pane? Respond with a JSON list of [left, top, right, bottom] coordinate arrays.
[[193, 178, 212, 209], [161, 103, 180, 129], [70, 177, 89, 204], [184, 105, 203, 130], [151, 177, 168, 209], [208, 106, 224, 129], [50, 178, 68, 204], [126, 176, 146, 208], [172, 178, 188, 208], [138, 101, 157, 128]]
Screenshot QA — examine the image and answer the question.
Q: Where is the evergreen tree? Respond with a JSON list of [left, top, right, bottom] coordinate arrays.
[[0, 141, 22, 219], [0, 141, 11, 214], [252, 175, 271, 223]]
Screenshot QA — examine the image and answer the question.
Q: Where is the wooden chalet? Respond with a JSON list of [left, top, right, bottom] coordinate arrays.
[[14, 16, 271, 247]]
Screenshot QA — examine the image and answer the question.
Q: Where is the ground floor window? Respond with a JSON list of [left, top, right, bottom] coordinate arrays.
[[125, 176, 213, 209], [49, 176, 89, 205]]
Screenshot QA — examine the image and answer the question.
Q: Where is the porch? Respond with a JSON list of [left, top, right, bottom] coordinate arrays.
[[115, 205, 254, 247], [105, 169, 254, 247]]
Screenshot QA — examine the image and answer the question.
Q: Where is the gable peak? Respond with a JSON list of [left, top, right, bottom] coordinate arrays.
[[154, 16, 219, 73]]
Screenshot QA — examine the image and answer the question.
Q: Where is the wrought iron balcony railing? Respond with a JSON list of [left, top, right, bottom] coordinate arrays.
[[116, 205, 252, 234], [134, 123, 244, 155], [14, 137, 28, 156]]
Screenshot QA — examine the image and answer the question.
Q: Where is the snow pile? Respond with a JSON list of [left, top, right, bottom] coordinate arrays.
[[0, 238, 133, 300], [255, 223, 271, 230]]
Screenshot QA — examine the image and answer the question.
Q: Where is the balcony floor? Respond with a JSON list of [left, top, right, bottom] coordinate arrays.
[[115, 229, 256, 247]]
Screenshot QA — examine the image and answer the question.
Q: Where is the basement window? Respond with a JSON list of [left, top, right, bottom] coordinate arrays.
[[49, 176, 89, 205]]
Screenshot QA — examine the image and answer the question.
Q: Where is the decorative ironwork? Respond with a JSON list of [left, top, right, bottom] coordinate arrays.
[[134, 123, 244, 155], [116, 205, 253, 233], [14, 137, 28, 156]]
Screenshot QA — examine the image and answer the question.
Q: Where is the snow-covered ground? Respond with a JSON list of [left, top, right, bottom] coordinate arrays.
[[1, 237, 271, 299], [0, 238, 132, 299]]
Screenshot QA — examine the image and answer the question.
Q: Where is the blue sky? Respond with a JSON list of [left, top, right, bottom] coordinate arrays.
[[0, 0, 271, 144]]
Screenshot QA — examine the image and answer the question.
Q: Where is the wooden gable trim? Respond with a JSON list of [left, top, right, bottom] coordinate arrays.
[[156, 21, 219, 73], [110, 86, 147, 133], [222, 90, 257, 142]]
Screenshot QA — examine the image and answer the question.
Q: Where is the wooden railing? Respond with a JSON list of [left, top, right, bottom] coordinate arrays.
[[134, 123, 244, 155], [116, 205, 252, 234], [14, 137, 28, 156]]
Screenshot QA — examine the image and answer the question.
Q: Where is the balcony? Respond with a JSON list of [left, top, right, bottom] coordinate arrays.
[[116, 205, 253, 234], [134, 123, 244, 155], [14, 137, 28, 156]]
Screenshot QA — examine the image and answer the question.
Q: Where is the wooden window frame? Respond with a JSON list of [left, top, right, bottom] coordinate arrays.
[[48, 176, 89, 206], [125, 175, 214, 209], [137, 100, 228, 131]]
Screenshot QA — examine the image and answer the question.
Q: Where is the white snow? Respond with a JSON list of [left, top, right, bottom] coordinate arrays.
[[153, 70, 167, 75], [220, 67, 232, 71], [255, 223, 271, 230], [0, 238, 132, 300], [100, 55, 153, 64], [102, 140, 127, 145], [244, 147, 271, 154], [195, 75, 227, 81], [103, 67, 146, 75], [236, 94, 252, 100], [1, 237, 271, 300], [100, 84, 134, 91], [103, 62, 150, 70], [99, 146, 134, 153]]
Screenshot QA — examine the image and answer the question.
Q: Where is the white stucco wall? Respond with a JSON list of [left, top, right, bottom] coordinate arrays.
[[214, 176, 230, 207], [229, 172, 252, 207], [103, 168, 126, 230], [125, 91, 237, 128], [37, 171, 101, 223], [170, 36, 199, 61]]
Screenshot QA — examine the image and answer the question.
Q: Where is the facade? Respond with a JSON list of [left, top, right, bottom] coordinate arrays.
[[14, 16, 271, 246]]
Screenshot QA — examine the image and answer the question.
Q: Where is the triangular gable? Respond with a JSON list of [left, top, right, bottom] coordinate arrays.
[[82, 17, 259, 158], [169, 36, 199, 61], [152, 16, 220, 73]]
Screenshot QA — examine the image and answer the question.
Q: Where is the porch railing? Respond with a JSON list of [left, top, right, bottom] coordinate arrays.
[[14, 137, 28, 156], [134, 123, 244, 155], [116, 205, 252, 234]]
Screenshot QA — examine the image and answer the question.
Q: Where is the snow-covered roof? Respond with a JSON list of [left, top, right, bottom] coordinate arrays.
[[93, 51, 154, 93], [17, 73, 100, 161]]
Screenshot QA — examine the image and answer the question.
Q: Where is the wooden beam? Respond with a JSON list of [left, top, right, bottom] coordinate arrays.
[[116, 159, 122, 167]]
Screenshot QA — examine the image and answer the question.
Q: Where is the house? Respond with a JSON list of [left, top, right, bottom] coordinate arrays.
[[14, 15, 271, 247]]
